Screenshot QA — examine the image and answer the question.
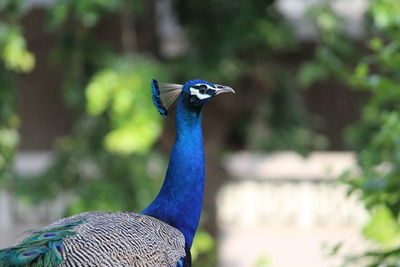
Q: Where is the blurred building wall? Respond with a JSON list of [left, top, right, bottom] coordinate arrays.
[[218, 152, 368, 267]]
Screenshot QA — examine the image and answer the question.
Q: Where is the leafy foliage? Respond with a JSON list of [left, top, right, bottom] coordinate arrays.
[[334, 0, 400, 266], [86, 57, 166, 155], [297, 4, 357, 88], [294, 1, 400, 265]]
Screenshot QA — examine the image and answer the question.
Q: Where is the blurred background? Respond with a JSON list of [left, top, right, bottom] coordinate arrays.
[[0, 0, 400, 266]]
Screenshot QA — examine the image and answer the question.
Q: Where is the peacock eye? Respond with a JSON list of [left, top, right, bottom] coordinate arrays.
[[198, 85, 207, 94]]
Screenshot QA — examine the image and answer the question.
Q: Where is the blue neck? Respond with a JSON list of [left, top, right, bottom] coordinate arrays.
[[141, 96, 205, 248]]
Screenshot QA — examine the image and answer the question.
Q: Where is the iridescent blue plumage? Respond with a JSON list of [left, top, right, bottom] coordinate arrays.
[[142, 93, 205, 249], [143, 79, 234, 266]]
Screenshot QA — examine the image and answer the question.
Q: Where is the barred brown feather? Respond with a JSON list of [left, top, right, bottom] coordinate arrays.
[[46, 212, 185, 267]]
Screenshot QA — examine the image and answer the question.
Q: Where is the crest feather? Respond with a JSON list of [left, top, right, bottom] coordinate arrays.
[[158, 83, 183, 109]]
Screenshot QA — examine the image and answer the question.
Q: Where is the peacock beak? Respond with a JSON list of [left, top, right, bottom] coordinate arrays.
[[214, 84, 235, 95]]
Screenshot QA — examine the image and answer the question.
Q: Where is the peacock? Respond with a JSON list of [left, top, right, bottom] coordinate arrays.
[[0, 79, 234, 267]]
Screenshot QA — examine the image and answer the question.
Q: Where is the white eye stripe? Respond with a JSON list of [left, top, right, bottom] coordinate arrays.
[[193, 84, 214, 90], [190, 87, 211, 100]]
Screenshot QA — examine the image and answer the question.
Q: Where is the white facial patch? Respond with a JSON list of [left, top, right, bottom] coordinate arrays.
[[189, 84, 214, 100]]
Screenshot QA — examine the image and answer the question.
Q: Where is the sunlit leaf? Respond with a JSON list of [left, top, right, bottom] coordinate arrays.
[[364, 206, 400, 247], [1, 29, 35, 72], [191, 230, 215, 261]]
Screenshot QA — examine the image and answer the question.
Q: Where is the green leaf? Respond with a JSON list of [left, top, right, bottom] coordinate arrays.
[[191, 230, 215, 261], [1, 29, 35, 72], [369, 38, 384, 51], [297, 62, 328, 88], [363, 206, 400, 248]]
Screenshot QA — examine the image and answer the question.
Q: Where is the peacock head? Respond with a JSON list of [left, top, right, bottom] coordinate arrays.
[[151, 79, 234, 117]]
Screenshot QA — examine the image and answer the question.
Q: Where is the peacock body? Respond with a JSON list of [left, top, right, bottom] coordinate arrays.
[[0, 79, 234, 267]]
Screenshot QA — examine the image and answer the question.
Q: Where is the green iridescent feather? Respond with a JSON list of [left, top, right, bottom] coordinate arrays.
[[0, 221, 83, 267]]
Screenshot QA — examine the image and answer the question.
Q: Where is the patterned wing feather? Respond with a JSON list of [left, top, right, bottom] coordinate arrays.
[[0, 211, 186, 267]]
